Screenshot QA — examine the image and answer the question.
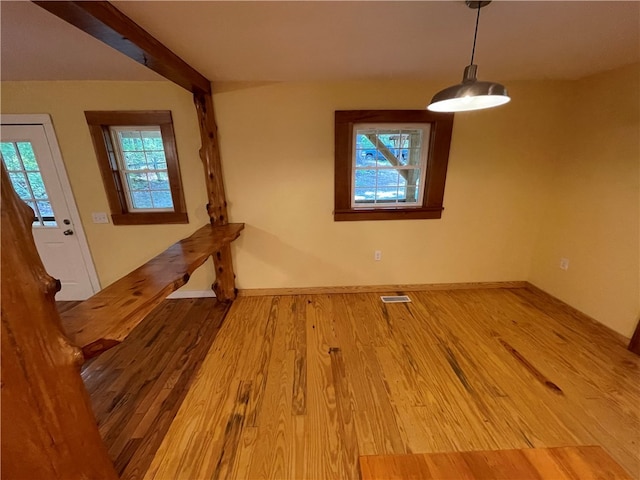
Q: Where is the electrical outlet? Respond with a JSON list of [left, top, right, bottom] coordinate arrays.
[[92, 212, 109, 224], [374, 250, 382, 261], [559, 258, 569, 271]]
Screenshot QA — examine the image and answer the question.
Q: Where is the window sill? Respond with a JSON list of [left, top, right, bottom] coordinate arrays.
[[111, 212, 189, 226], [334, 207, 443, 221]]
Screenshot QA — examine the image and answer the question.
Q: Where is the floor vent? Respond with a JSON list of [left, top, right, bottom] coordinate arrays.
[[380, 295, 411, 303]]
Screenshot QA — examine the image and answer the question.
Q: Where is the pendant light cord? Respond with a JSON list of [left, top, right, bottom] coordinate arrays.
[[470, 4, 481, 65]]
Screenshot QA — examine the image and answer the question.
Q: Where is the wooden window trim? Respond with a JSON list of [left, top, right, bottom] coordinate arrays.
[[85, 111, 188, 225], [334, 110, 454, 221]]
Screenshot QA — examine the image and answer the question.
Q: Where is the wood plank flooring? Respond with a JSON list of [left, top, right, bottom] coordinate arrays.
[[360, 446, 634, 479], [78, 287, 636, 480], [73, 298, 229, 480], [142, 288, 640, 479]]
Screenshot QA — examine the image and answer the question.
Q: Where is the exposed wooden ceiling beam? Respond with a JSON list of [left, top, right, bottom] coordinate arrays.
[[33, 1, 211, 95], [33, 1, 238, 300]]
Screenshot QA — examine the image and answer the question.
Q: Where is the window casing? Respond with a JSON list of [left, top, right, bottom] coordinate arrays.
[[335, 110, 454, 221], [85, 111, 188, 225]]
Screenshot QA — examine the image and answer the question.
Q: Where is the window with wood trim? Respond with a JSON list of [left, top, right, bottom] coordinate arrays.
[[85, 111, 188, 225], [334, 110, 454, 221]]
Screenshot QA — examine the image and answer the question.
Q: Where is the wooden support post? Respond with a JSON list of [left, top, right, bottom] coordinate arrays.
[[194, 91, 237, 301], [0, 166, 118, 479], [33, 0, 240, 301], [194, 92, 228, 225]]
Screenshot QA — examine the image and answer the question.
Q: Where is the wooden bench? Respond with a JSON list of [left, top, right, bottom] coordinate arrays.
[[61, 223, 244, 359]]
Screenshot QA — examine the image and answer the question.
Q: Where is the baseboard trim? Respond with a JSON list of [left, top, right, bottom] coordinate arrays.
[[522, 282, 630, 344], [238, 281, 527, 297], [167, 290, 216, 299]]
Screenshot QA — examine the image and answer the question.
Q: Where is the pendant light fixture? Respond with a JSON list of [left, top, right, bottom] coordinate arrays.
[[427, 1, 510, 113]]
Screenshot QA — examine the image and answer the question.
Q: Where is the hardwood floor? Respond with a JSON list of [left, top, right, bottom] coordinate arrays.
[[139, 287, 639, 479], [360, 446, 634, 479], [75, 298, 229, 480]]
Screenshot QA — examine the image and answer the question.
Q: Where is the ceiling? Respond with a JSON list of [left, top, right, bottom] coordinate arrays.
[[2, 1, 639, 84]]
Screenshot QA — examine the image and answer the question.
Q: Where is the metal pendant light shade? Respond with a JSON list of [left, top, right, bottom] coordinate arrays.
[[428, 65, 510, 112], [427, 1, 510, 113]]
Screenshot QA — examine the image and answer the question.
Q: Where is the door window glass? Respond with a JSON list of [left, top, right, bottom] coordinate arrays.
[[1, 141, 57, 226]]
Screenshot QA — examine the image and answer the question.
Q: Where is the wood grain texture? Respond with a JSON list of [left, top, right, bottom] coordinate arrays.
[[194, 91, 238, 301], [60, 223, 243, 359], [83, 297, 228, 480], [1, 166, 117, 479], [359, 446, 634, 479], [33, 1, 211, 94], [194, 92, 227, 226], [238, 281, 527, 297], [144, 287, 640, 479]]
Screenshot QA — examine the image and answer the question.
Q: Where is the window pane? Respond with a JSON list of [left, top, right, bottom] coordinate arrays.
[[124, 151, 147, 170], [355, 131, 378, 167], [118, 131, 143, 151], [376, 155, 395, 168], [151, 190, 173, 209], [126, 172, 150, 191], [404, 169, 420, 203], [402, 149, 423, 167], [355, 169, 376, 188], [378, 132, 398, 149], [401, 129, 422, 147], [17, 142, 38, 170], [131, 190, 152, 209], [355, 150, 376, 167], [141, 130, 164, 150], [375, 186, 399, 202], [149, 172, 170, 190], [27, 172, 47, 199], [356, 133, 376, 149], [354, 187, 375, 203], [8, 172, 30, 199], [146, 150, 167, 170], [37, 200, 54, 219], [1, 142, 21, 170], [377, 170, 400, 187]]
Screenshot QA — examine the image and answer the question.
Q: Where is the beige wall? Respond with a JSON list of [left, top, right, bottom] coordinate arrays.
[[528, 64, 640, 337], [1, 81, 216, 291], [2, 66, 638, 337], [216, 80, 563, 290]]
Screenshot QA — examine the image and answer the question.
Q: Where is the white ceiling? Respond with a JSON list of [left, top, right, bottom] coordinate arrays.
[[2, 1, 639, 83]]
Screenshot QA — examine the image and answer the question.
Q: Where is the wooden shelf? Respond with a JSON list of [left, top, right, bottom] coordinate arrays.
[[61, 223, 244, 359]]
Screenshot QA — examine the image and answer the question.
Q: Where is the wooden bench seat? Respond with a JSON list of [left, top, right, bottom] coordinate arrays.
[[61, 223, 244, 359]]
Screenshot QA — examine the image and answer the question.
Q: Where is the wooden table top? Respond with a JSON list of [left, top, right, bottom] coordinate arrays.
[[359, 446, 633, 479]]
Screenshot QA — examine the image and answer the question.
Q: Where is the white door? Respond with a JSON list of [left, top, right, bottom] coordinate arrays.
[[1, 116, 99, 300]]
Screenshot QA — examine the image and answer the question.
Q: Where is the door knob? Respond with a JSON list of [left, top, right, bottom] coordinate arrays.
[[63, 229, 74, 236]]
